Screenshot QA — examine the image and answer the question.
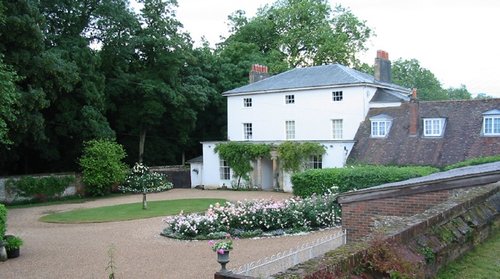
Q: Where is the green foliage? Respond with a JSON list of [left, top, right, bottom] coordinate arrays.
[[419, 246, 435, 264], [223, 0, 372, 68], [4, 235, 23, 250], [292, 165, 438, 197], [79, 139, 127, 196], [119, 163, 173, 194], [0, 204, 6, 240], [5, 175, 75, 201], [446, 85, 472, 100], [277, 142, 326, 173], [444, 155, 500, 171], [0, 55, 20, 146], [214, 142, 271, 186]]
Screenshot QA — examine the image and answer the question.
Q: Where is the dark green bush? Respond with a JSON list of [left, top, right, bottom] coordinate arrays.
[[444, 155, 500, 171], [292, 165, 439, 197], [5, 175, 75, 201], [0, 204, 6, 240], [79, 139, 127, 196]]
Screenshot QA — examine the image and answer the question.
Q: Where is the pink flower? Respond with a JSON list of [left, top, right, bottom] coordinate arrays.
[[217, 249, 225, 254], [208, 240, 215, 246]]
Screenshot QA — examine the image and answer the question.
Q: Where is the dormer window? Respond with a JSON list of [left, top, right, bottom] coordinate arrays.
[[482, 109, 500, 136], [423, 118, 445, 137], [370, 114, 392, 138]]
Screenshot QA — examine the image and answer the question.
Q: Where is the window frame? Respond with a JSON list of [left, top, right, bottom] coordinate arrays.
[[285, 94, 295, 104], [285, 120, 295, 140], [423, 118, 445, 137], [483, 115, 500, 136], [332, 119, 343, 139], [306, 155, 323, 169], [219, 159, 230, 180], [243, 123, 253, 140], [332, 91, 343, 102], [243, 98, 252, 108], [371, 120, 392, 138]]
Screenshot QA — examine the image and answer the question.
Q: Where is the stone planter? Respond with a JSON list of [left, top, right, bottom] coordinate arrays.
[[217, 250, 230, 273]]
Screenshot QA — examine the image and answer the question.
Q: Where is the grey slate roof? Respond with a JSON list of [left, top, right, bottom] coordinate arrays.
[[223, 64, 410, 95], [187, 155, 203, 164], [349, 98, 500, 167]]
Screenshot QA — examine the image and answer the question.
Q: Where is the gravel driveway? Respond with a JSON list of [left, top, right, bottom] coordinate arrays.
[[2, 189, 340, 279]]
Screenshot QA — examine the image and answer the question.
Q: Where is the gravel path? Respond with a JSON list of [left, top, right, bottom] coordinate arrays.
[[2, 189, 340, 279]]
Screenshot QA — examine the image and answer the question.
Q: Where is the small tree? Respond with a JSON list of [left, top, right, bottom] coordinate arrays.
[[79, 139, 128, 196], [119, 163, 173, 209]]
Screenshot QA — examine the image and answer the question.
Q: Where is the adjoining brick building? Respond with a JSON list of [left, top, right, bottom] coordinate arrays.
[[349, 96, 500, 167]]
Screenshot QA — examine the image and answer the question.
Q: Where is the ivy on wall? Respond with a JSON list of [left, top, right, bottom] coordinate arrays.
[[214, 142, 271, 187], [277, 142, 326, 172], [215, 141, 326, 187]]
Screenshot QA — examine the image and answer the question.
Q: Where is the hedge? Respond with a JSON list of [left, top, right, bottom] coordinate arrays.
[[0, 204, 6, 240], [292, 165, 439, 197]]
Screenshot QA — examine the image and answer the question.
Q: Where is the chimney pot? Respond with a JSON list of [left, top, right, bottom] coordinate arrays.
[[249, 64, 270, 83]]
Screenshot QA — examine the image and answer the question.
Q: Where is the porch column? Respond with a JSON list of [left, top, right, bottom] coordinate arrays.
[[270, 151, 279, 190], [256, 157, 262, 189]]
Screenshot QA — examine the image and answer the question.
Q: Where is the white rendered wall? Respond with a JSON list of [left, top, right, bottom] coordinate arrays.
[[227, 86, 377, 141], [201, 142, 232, 189], [189, 162, 203, 187]]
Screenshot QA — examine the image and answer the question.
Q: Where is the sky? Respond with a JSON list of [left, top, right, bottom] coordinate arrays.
[[168, 0, 500, 97]]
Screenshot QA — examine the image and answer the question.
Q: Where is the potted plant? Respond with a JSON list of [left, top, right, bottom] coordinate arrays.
[[209, 234, 234, 273], [4, 235, 23, 259]]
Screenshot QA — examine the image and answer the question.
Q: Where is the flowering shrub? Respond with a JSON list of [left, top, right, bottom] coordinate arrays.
[[119, 163, 173, 193], [209, 233, 234, 254], [162, 190, 340, 240]]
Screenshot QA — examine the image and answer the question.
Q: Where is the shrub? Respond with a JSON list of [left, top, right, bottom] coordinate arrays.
[[444, 155, 500, 171], [162, 191, 340, 240], [292, 165, 439, 197], [5, 175, 74, 201], [0, 204, 6, 240], [79, 139, 127, 196]]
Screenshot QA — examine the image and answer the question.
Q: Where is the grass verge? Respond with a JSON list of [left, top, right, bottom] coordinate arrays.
[[40, 198, 226, 223], [436, 221, 500, 279]]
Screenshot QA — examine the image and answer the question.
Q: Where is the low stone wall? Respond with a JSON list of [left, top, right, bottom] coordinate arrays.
[[0, 173, 83, 204]]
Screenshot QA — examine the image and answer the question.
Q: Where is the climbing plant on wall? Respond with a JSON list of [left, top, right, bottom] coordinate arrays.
[[214, 142, 271, 187], [277, 142, 326, 173]]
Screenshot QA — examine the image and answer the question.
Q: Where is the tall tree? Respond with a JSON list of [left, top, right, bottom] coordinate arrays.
[[446, 85, 472, 100], [392, 58, 448, 101]]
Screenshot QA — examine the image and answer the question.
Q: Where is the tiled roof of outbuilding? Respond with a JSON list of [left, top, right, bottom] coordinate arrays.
[[349, 98, 500, 167]]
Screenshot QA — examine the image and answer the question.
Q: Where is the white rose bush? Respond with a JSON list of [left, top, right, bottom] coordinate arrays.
[[162, 190, 340, 240]]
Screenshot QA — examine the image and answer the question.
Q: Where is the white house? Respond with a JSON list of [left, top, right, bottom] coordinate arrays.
[[189, 51, 411, 192]]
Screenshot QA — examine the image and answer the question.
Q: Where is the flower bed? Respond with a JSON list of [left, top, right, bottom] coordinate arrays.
[[162, 191, 340, 240]]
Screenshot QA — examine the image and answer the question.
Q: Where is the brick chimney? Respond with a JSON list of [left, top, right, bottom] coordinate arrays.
[[249, 64, 270, 83], [409, 88, 419, 136], [374, 50, 391, 83]]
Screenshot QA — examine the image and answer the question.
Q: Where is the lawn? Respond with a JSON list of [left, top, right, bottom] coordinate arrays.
[[40, 198, 227, 223], [436, 221, 500, 279]]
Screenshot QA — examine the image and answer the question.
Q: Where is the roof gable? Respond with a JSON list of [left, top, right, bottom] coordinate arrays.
[[483, 109, 500, 115], [224, 64, 409, 95]]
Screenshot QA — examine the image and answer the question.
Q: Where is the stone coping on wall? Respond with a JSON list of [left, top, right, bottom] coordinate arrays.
[[338, 162, 500, 204]]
